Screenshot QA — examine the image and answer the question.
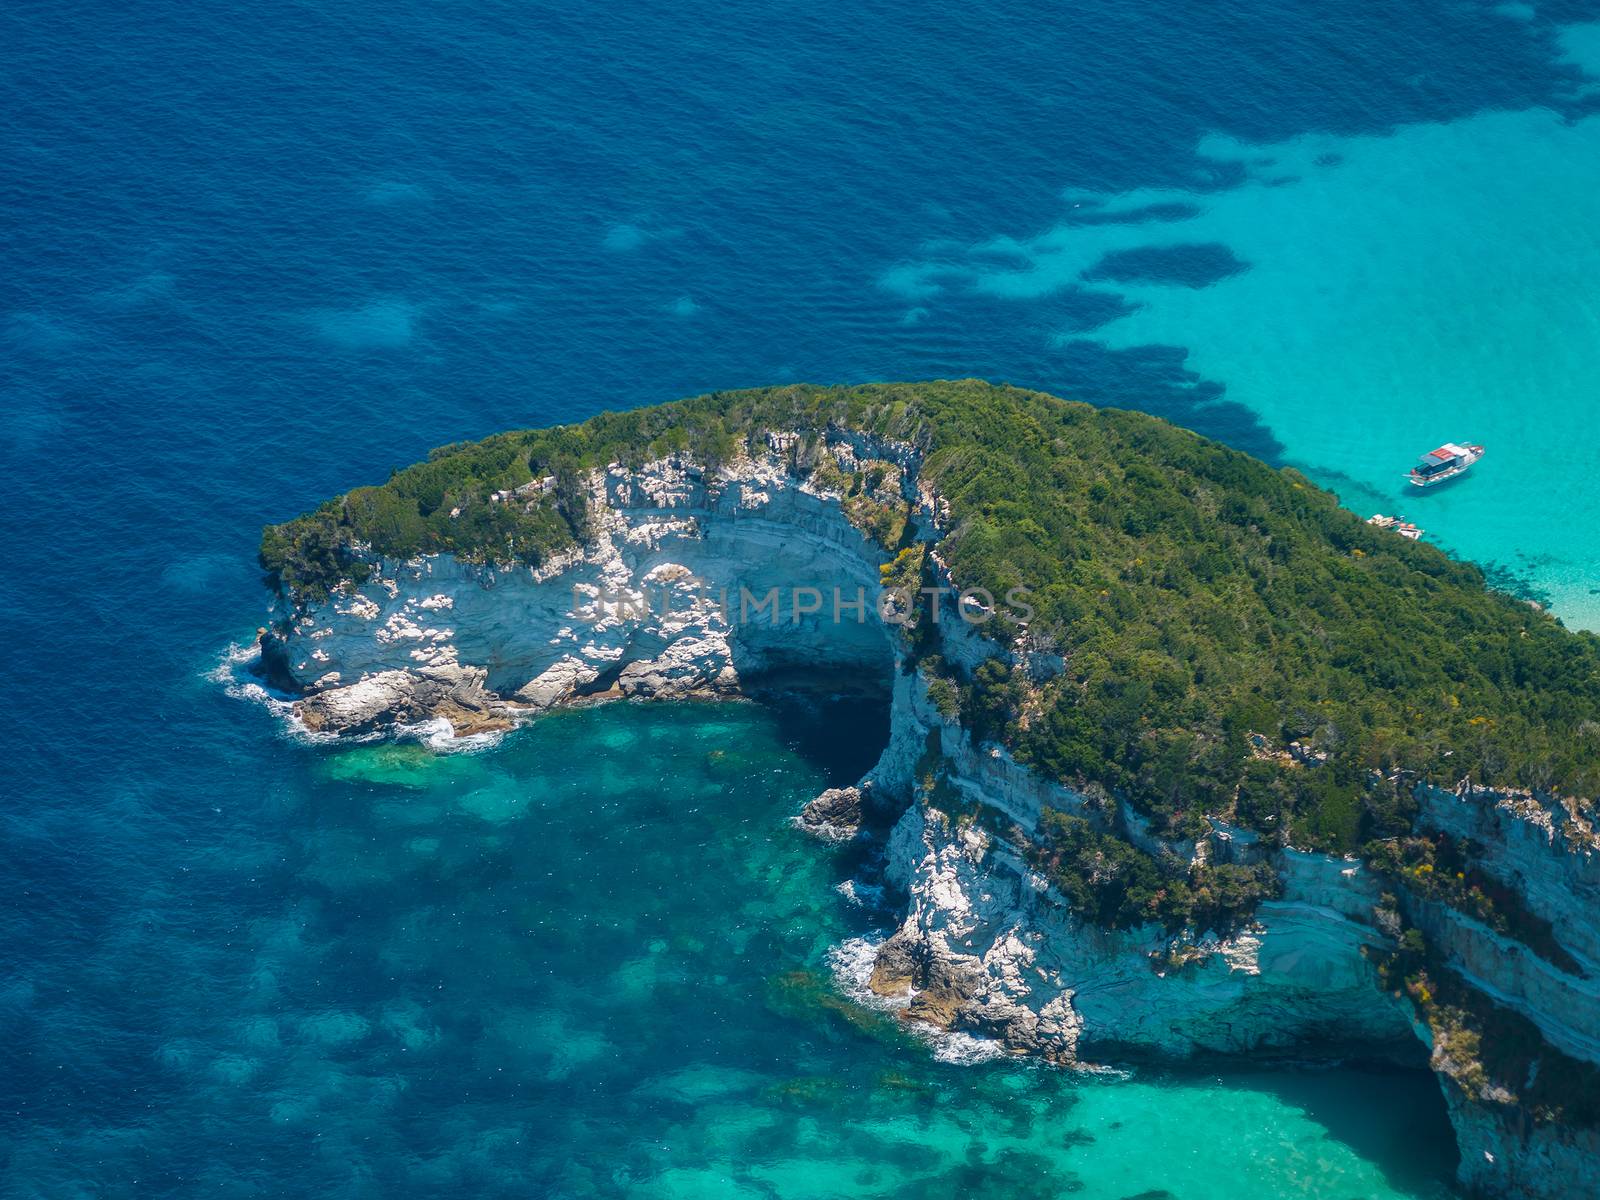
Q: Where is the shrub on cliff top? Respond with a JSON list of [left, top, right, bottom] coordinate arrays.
[[1029, 807, 1280, 934]]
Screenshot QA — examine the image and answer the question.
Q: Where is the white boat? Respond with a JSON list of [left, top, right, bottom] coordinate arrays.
[[1367, 514, 1424, 540], [1408, 442, 1484, 488]]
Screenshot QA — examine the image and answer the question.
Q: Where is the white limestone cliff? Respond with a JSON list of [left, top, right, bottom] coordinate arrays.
[[261, 444, 900, 737], [856, 663, 1412, 1058]]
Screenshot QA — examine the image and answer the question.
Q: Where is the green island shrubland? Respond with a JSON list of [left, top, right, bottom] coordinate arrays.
[[262, 380, 1600, 876]]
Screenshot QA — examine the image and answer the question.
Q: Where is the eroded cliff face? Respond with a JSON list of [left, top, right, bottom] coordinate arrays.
[[859, 672, 1600, 1197], [855, 665, 1413, 1060], [868, 807, 1417, 1058], [253, 435, 1600, 1199], [871, 815, 1410, 1061], [1408, 786, 1600, 1197], [261, 441, 900, 739], [1443, 1076, 1600, 1200]]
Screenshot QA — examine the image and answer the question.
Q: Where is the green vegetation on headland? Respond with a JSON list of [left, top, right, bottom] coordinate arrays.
[[262, 381, 1600, 866], [1027, 808, 1281, 934]]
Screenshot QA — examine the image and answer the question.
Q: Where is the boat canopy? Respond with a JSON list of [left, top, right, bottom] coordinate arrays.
[[1416, 446, 1464, 473]]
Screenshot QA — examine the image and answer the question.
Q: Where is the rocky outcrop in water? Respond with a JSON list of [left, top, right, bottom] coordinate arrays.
[[292, 663, 521, 737], [796, 786, 866, 842], [855, 662, 1600, 1195]]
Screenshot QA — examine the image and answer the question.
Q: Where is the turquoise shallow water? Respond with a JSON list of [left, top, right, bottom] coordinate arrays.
[[10, 695, 1455, 1197], [891, 99, 1600, 625]]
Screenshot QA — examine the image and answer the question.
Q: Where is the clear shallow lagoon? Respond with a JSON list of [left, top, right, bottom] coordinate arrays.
[[8, 0, 1600, 1193], [891, 105, 1600, 625], [5, 695, 1458, 1197]]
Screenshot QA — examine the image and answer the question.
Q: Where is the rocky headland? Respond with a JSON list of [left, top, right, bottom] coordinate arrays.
[[251, 382, 1600, 1198]]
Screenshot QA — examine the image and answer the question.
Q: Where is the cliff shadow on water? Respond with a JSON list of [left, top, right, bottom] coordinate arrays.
[[748, 679, 894, 791], [1093, 1052, 1461, 1195], [1248, 1065, 1461, 1197]]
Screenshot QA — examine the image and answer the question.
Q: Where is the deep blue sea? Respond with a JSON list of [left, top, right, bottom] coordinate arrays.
[[7, 0, 1600, 1195]]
